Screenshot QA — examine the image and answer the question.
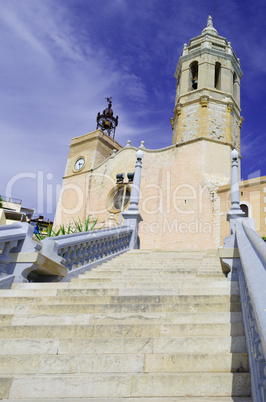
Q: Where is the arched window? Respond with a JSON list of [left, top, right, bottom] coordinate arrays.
[[215, 62, 221, 90], [190, 61, 198, 90], [240, 201, 251, 217]]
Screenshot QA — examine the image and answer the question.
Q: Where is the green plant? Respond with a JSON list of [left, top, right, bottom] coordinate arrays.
[[73, 216, 98, 232], [58, 223, 74, 236], [0, 196, 3, 209], [262, 236, 266, 242], [34, 215, 99, 240]]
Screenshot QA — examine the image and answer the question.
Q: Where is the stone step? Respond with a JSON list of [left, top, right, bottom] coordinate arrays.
[[86, 263, 222, 268], [81, 271, 225, 279], [0, 288, 120, 297], [0, 294, 241, 305], [119, 261, 223, 264], [95, 266, 223, 273], [0, 352, 248, 375], [39, 283, 240, 293], [0, 287, 239, 297], [101, 261, 222, 265], [69, 281, 238, 290], [144, 352, 248, 373], [11, 275, 233, 288], [12, 279, 236, 289], [0, 301, 242, 315], [0, 372, 251, 399], [0, 289, 59, 297], [4, 312, 243, 326], [0, 284, 239, 296], [0, 398, 254, 402], [73, 276, 231, 283], [116, 288, 239, 296], [0, 336, 247, 355], [24, 301, 244, 314], [0, 323, 245, 339]]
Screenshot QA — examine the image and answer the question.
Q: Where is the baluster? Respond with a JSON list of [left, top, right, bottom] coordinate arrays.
[[107, 239, 112, 255], [109, 237, 114, 255], [67, 246, 76, 270], [63, 248, 72, 269], [98, 240, 103, 259], [82, 243, 89, 264], [94, 241, 100, 261], [88, 243, 94, 263], [75, 246, 83, 267]]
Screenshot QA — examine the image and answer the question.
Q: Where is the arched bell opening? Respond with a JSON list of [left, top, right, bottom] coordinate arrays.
[[214, 62, 221, 90], [189, 61, 198, 90]]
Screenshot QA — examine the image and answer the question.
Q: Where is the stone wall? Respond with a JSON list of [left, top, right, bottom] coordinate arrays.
[[54, 138, 232, 250], [218, 176, 266, 245]]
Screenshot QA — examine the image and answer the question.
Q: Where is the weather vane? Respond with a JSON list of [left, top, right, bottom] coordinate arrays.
[[96, 97, 119, 139]]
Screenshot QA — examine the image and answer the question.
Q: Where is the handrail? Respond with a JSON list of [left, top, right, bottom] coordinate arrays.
[[242, 219, 266, 266], [234, 218, 266, 401]]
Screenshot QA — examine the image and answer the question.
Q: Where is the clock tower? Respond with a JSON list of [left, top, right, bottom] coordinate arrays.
[[53, 100, 122, 227], [171, 16, 243, 153]]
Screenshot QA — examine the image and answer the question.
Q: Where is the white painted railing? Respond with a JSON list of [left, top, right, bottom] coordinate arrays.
[[233, 218, 266, 402]]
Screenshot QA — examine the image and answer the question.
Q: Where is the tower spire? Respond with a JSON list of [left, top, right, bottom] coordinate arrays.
[[201, 15, 218, 35]]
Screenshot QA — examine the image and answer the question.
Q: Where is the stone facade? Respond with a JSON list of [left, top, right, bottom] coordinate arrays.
[[218, 176, 266, 244], [54, 17, 266, 249], [54, 136, 232, 249]]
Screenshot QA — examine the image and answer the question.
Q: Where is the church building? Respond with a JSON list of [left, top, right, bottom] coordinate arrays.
[[54, 16, 266, 249]]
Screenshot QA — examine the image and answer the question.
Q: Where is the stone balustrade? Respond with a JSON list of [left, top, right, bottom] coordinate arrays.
[[0, 146, 143, 287], [0, 223, 133, 286], [0, 222, 41, 286], [41, 226, 133, 281], [233, 218, 266, 402], [0, 222, 67, 286]]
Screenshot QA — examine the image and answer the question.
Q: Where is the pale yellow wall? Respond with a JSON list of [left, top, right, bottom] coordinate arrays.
[[55, 138, 233, 250], [64, 130, 122, 178], [218, 176, 266, 244]]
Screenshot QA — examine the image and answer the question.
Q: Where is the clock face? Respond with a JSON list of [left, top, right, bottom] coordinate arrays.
[[74, 157, 85, 171]]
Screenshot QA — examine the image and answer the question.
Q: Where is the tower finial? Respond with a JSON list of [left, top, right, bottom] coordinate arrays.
[[207, 15, 213, 27], [96, 98, 119, 139], [201, 15, 218, 36]]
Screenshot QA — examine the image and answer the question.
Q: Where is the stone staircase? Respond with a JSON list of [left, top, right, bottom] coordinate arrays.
[[0, 249, 252, 401]]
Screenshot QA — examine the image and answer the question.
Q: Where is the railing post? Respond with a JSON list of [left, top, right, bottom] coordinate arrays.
[[122, 147, 144, 249], [227, 149, 244, 233]]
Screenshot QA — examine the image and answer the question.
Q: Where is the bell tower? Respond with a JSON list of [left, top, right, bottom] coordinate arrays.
[[171, 16, 243, 152]]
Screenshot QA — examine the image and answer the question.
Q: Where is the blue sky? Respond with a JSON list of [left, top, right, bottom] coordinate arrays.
[[0, 0, 266, 220]]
